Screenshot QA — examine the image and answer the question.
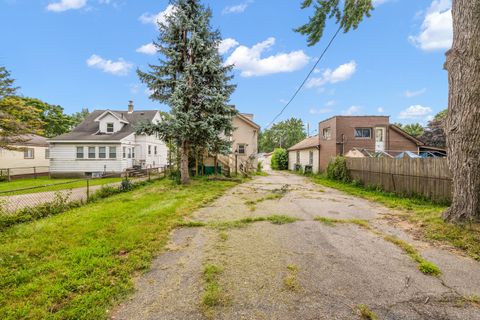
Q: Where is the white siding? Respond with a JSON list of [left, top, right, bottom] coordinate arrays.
[[134, 135, 168, 168], [98, 113, 126, 134], [50, 143, 125, 175], [288, 148, 319, 173]]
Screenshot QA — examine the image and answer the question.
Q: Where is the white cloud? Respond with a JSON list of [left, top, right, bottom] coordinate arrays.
[[399, 105, 433, 119], [372, 0, 391, 6], [136, 43, 157, 55], [325, 100, 336, 107], [223, 0, 253, 14], [46, 0, 87, 12], [343, 106, 361, 116], [139, 5, 175, 26], [86, 54, 133, 76], [409, 0, 452, 51], [225, 37, 310, 77], [377, 107, 385, 113], [219, 38, 239, 55], [405, 88, 427, 98], [309, 108, 333, 115], [306, 61, 357, 88]]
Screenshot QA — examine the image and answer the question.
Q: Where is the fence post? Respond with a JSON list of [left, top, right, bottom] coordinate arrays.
[[7, 168, 11, 182], [86, 179, 90, 202], [148, 167, 151, 181], [33, 167, 37, 179]]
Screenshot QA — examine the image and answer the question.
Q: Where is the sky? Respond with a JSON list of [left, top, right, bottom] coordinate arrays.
[[0, 0, 452, 133]]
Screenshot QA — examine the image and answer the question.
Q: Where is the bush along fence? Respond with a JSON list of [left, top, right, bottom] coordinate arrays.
[[344, 157, 452, 203], [0, 167, 167, 231]]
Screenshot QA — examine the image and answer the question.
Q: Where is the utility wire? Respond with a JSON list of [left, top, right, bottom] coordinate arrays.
[[266, 26, 343, 128]]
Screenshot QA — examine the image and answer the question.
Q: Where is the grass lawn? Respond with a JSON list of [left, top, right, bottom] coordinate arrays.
[[308, 174, 480, 261], [0, 178, 236, 319], [0, 176, 122, 195]]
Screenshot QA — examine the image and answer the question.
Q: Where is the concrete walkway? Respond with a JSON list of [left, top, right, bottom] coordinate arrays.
[[112, 171, 480, 320]]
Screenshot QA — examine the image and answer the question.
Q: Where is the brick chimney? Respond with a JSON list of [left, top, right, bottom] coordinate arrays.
[[128, 100, 134, 113]]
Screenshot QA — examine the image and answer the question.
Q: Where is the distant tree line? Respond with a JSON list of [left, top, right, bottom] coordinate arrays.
[[395, 109, 447, 149], [0, 65, 88, 149], [259, 118, 307, 153]]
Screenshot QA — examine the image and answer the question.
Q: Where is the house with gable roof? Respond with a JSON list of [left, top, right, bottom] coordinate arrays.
[[48, 101, 168, 178]]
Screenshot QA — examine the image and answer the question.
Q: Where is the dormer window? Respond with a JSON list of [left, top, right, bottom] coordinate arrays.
[[107, 123, 114, 133]]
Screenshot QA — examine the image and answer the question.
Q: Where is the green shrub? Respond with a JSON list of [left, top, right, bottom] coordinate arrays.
[[257, 161, 264, 173], [120, 178, 134, 192], [326, 156, 351, 182], [271, 148, 288, 170]]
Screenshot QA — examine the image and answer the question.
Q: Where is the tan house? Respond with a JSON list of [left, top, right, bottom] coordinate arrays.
[[205, 113, 260, 175], [0, 135, 50, 179], [288, 135, 320, 173]]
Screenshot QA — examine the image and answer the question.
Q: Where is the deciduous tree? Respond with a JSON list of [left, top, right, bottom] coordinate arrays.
[[298, 0, 480, 223], [259, 118, 306, 152]]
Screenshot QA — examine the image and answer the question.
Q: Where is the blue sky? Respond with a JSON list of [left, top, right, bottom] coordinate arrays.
[[0, 0, 452, 132]]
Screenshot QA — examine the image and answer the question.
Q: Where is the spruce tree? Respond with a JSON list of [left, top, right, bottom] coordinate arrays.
[[137, 0, 237, 184]]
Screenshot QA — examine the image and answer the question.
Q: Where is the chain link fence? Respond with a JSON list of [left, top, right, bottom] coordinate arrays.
[[0, 167, 167, 229], [0, 166, 50, 181]]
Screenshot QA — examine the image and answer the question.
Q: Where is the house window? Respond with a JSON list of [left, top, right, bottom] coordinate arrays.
[[99, 147, 106, 159], [88, 147, 96, 159], [355, 128, 372, 139], [123, 147, 126, 158], [309, 151, 314, 165], [106, 123, 114, 133], [296, 151, 300, 163], [109, 147, 117, 159], [128, 148, 132, 159], [76, 147, 84, 159], [154, 146, 157, 155], [24, 148, 34, 159], [45, 148, 50, 159], [238, 144, 246, 154], [323, 127, 331, 140], [148, 145, 152, 155], [132, 147, 135, 159]]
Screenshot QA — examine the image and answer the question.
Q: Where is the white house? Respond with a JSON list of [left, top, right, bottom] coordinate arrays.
[[48, 102, 168, 178], [288, 135, 320, 174]]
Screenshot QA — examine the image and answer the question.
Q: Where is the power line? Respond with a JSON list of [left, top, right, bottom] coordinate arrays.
[[265, 26, 343, 129]]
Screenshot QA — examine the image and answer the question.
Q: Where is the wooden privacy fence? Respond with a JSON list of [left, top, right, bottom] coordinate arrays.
[[346, 157, 452, 203]]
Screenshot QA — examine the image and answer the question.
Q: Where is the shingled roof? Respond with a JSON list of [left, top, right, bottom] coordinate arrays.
[[288, 135, 320, 151], [50, 110, 158, 142]]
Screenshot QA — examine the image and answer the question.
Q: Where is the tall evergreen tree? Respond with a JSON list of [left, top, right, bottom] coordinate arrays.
[[137, 0, 237, 184]]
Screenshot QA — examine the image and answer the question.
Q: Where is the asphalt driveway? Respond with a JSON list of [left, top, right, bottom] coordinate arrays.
[[112, 171, 480, 320]]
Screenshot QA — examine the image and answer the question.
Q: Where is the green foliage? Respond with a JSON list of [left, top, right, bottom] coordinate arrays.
[[259, 118, 306, 152], [271, 148, 288, 170], [326, 156, 350, 182], [401, 123, 425, 138], [20, 97, 75, 138], [71, 108, 90, 128], [421, 109, 447, 148], [0, 179, 237, 318], [357, 304, 377, 320], [296, 0, 374, 46], [136, 0, 237, 184], [0, 96, 45, 149], [0, 66, 18, 99], [309, 175, 480, 262], [120, 178, 134, 192]]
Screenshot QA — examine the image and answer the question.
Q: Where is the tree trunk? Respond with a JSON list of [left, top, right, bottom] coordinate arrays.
[[443, 0, 480, 222], [214, 155, 218, 176], [180, 140, 190, 184]]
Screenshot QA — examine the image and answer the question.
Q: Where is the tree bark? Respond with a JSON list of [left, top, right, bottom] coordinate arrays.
[[214, 154, 218, 176], [443, 0, 480, 222], [180, 140, 190, 184]]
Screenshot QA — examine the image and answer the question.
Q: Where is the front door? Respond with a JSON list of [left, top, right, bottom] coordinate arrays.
[[375, 127, 386, 152]]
